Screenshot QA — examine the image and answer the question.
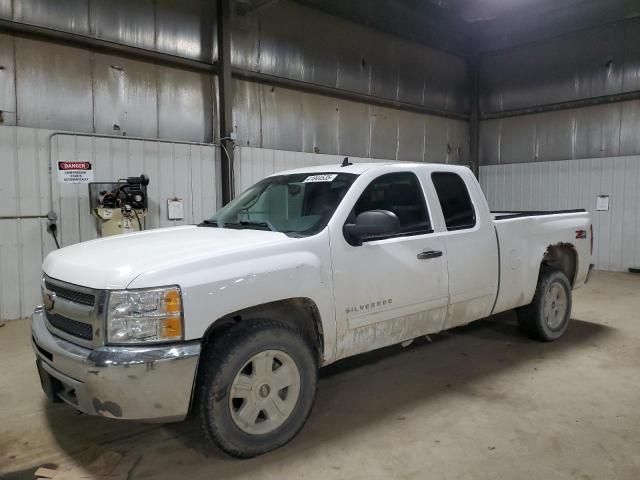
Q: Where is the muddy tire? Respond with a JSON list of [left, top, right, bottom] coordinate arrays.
[[517, 268, 572, 342], [195, 319, 318, 458]]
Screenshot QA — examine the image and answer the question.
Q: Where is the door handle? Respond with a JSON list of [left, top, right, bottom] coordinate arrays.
[[417, 250, 442, 260]]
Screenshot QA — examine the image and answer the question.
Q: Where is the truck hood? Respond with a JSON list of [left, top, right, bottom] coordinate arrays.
[[42, 226, 292, 289]]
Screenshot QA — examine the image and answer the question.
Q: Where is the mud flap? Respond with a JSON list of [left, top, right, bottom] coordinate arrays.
[[36, 360, 63, 403], [585, 264, 595, 283]]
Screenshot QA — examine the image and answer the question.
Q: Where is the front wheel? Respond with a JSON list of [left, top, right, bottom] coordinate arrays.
[[196, 319, 318, 458], [517, 269, 572, 342]]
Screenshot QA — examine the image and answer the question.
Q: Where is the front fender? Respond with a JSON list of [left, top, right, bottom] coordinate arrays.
[[128, 230, 337, 363]]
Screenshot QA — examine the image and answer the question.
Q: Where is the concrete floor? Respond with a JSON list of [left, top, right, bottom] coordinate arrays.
[[1, 270, 639, 479]]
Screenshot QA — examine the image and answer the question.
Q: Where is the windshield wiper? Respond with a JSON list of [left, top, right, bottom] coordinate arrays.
[[222, 220, 276, 232], [199, 219, 220, 227]]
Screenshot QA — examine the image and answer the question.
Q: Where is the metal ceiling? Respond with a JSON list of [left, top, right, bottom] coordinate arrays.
[[296, 0, 640, 53], [458, 0, 640, 51], [294, 0, 471, 55]]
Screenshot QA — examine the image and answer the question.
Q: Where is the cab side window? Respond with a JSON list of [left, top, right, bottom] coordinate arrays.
[[431, 172, 476, 230], [353, 172, 431, 237]]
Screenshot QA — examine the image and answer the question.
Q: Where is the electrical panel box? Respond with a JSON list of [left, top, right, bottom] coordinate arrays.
[[167, 198, 185, 220]]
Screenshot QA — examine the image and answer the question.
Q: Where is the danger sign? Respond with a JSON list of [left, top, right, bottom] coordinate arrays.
[[57, 161, 94, 184]]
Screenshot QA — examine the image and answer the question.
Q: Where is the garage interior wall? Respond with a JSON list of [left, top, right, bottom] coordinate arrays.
[[0, 125, 219, 320], [478, 18, 640, 271], [0, 0, 470, 320], [0, 0, 470, 162], [234, 146, 390, 193]]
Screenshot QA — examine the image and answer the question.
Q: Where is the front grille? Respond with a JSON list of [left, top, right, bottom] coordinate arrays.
[[46, 312, 93, 340], [45, 281, 95, 306]]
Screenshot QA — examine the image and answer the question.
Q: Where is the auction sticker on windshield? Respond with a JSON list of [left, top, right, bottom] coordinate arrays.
[[303, 174, 338, 183]]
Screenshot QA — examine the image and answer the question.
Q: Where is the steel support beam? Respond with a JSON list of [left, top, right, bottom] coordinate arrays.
[[468, 60, 480, 178], [236, 0, 281, 16], [0, 18, 216, 74], [481, 90, 640, 121], [217, 0, 235, 205], [231, 69, 469, 121]]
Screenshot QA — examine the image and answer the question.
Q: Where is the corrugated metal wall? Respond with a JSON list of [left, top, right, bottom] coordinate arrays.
[[0, 125, 219, 320], [1, 136, 459, 321], [51, 133, 219, 246], [0, 218, 55, 322], [8, 0, 217, 62], [233, 81, 469, 163], [480, 158, 640, 271], [0, 0, 472, 320], [0, 34, 216, 142], [0, 29, 470, 166], [479, 19, 640, 166], [0, 126, 56, 320], [246, 2, 468, 114], [0, 0, 470, 153], [0, 0, 469, 115], [480, 19, 640, 116], [479, 99, 640, 165], [234, 147, 378, 193], [478, 19, 640, 273], [234, 143, 463, 198]]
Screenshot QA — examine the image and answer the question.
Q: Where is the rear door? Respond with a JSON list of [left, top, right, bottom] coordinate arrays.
[[330, 169, 450, 359], [429, 169, 499, 328]]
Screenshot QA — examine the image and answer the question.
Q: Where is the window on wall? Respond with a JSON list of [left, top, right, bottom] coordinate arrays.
[[352, 172, 431, 237], [431, 172, 476, 230]]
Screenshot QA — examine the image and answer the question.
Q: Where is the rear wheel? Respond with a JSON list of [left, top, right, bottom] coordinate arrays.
[[517, 269, 572, 342], [196, 319, 318, 458]]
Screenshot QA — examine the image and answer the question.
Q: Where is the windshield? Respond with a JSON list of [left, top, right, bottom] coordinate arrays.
[[202, 172, 357, 237]]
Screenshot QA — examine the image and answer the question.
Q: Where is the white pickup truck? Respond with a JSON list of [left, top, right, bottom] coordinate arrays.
[[32, 161, 593, 457]]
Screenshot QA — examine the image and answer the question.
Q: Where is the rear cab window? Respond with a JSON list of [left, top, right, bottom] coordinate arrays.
[[431, 172, 476, 231]]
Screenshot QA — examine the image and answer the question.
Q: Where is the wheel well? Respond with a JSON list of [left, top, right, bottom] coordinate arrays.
[[201, 298, 325, 363], [542, 244, 577, 286]]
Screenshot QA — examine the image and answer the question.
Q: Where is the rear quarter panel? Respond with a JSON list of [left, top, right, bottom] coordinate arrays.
[[492, 212, 591, 315]]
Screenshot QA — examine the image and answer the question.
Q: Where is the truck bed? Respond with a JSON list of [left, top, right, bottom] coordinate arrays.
[[490, 209, 591, 316], [492, 209, 586, 221]]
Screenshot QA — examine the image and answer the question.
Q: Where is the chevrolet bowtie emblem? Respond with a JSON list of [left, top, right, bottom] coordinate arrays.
[[43, 291, 56, 312]]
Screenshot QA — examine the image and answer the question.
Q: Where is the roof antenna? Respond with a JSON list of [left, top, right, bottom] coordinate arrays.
[[341, 157, 352, 167]]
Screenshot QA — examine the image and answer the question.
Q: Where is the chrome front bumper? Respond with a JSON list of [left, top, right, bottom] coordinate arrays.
[[31, 307, 201, 422]]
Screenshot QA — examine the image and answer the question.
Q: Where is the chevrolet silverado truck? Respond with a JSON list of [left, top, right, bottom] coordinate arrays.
[[32, 162, 593, 458]]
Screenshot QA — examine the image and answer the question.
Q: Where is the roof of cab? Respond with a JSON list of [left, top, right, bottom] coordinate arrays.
[[270, 161, 468, 176]]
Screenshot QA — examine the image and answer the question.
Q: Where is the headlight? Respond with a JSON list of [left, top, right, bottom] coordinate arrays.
[[106, 286, 184, 344]]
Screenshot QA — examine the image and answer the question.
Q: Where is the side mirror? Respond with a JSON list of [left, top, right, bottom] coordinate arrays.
[[344, 210, 400, 246]]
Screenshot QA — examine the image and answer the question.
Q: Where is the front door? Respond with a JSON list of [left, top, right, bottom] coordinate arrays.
[[330, 171, 450, 360]]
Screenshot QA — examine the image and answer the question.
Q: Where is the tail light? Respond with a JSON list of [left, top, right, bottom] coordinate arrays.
[[590, 224, 593, 256]]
